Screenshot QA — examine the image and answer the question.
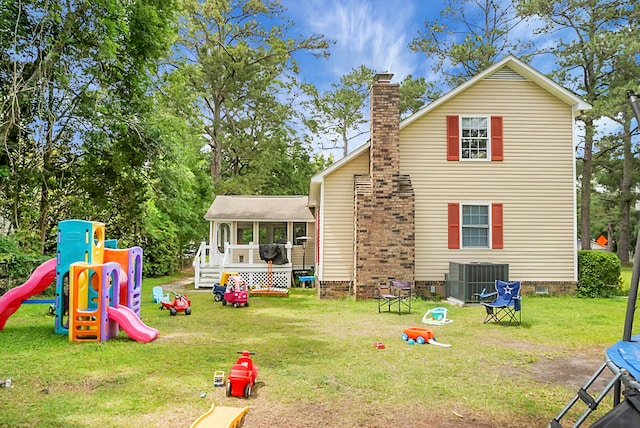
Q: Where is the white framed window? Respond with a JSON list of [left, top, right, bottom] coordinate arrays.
[[236, 222, 253, 244], [461, 116, 490, 160], [293, 222, 307, 243], [462, 204, 490, 248], [259, 222, 287, 244]]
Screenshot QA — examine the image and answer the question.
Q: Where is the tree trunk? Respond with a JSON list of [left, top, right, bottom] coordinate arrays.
[[608, 222, 615, 252], [209, 97, 224, 189], [37, 116, 55, 256], [618, 119, 633, 263], [580, 117, 594, 250], [342, 129, 348, 158]]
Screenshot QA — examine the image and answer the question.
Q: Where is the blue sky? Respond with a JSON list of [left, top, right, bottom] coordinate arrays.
[[282, 0, 442, 91], [276, 0, 597, 157], [280, 0, 563, 92], [280, 0, 447, 155]]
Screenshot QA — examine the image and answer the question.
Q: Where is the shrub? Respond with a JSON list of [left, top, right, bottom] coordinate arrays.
[[577, 250, 622, 298], [140, 201, 179, 277], [0, 236, 52, 295]]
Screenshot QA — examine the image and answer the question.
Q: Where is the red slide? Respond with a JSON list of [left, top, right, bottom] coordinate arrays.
[[107, 305, 158, 343], [0, 258, 57, 330]]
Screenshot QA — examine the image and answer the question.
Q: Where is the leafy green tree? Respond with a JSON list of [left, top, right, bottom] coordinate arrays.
[[305, 66, 375, 158], [410, 0, 534, 89], [592, 85, 640, 262], [140, 200, 179, 277], [0, 0, 179, 253], [175, 0, 329, 192], [517, 0, 640, 251], [146, 77, 214, 255], [305, 67, 430, 158], [399, 75, 431, 119]]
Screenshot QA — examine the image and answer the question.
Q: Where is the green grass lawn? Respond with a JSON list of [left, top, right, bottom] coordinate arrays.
[[1, 276, 640, 427], [622, 265, 633, 293]]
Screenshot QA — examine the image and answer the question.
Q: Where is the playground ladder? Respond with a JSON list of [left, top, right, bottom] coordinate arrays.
[[549, 362, 623, 428]]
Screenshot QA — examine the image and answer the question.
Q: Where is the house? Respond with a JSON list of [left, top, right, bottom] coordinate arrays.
[[193, 195, 315, 289], [308, 56, 591, 299]]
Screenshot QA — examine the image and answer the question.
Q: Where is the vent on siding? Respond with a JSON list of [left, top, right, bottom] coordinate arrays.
[[354, 174, 372, 195], [486, 67, 526, 80], [397, 174, 414, 194]]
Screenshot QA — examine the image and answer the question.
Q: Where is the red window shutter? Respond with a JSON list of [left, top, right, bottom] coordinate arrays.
[[491, 116, 503, 161], [447, 116, 459, 161], [448, 203, 460, 249], [492, 203, 503, 249]]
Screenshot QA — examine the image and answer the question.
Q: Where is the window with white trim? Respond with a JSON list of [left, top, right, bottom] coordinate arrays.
[[259, 222, 287, 244], [462, 204, 489, 248], [461, 116, 489, 159], [236, 222, 253, 244]]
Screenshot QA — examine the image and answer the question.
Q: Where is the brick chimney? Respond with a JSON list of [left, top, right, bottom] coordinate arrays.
[[369, 73, 400, 184], [353, 73, 415, 299]]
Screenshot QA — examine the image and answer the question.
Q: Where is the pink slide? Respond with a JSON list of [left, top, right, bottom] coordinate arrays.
[[107, 305, 158, 343], [0, 258, 57, 330]]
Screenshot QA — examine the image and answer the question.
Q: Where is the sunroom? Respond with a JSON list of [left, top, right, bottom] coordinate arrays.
[[193, 195, 315, 290]]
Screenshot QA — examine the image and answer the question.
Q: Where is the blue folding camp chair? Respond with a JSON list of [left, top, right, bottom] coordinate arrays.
[[479, 280, 521, 325]]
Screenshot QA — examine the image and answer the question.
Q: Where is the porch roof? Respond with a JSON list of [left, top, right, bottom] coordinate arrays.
[[205, 195, 314, 222]]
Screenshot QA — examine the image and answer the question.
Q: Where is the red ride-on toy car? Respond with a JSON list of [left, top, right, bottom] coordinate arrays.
[[223, 275, 249, 308], [160, 292, 192, 316], [226, 350, 258, 398]]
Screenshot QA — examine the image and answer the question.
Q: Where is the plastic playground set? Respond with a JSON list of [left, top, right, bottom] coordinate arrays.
[[0, 219, 157, 343], [11, 211, 640, 426]]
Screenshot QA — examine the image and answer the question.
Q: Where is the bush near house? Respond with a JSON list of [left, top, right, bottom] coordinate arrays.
[[577, 250, 623, 298]]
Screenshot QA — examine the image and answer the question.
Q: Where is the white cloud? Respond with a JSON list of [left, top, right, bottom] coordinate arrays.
[[284, 0, 421, 87]]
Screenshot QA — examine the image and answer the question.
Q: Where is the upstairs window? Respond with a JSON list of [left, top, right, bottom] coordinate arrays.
[[461, 117, 489, 160], [447, 116, 503, 161]]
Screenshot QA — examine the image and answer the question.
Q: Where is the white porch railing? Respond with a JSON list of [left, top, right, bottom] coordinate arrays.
[[193, 241, 293, 289]]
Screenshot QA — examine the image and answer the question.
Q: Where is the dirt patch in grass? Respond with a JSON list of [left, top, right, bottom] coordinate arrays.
[[240, 401, 499, 428], [161, 278, 197, 292], [229, 355, 608, 428], [532, 355, 613, 391], [483, 336, 611, 391]]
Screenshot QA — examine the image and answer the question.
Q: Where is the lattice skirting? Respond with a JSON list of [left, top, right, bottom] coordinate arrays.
[[238, 271, 291, 289]]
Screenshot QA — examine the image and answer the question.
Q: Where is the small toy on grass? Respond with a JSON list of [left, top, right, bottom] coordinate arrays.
[[213, 271, 238, 302], [159, 292, 192, 316], [422, 307, 453, 325], [223, 276, 249, 308], [226, 350, 258, 398], [402, 327, 451, 348], [373, 342, 385, 349], [214, 370, 225, 387]]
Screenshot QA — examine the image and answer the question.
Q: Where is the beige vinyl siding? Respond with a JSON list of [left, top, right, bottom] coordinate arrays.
[[401, 78, 577, 282], [320, 150, 369, 280]]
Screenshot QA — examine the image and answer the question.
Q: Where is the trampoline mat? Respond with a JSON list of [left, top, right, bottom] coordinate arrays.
[[606, 335, 640, 382]]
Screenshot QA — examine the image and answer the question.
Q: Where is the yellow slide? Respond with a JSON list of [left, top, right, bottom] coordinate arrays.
[[190, 404, 249, 428]]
